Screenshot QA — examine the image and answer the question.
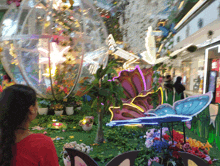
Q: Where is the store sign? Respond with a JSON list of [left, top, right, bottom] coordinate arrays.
[[211, 59, 218, 71], [215, 77, 220, 103]]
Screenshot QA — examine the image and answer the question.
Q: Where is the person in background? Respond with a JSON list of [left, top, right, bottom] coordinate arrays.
[[164, 75, 173, 93], [173, 76, 185, 99], [0, 85, 59, 166], [163, 75, 174, 101]]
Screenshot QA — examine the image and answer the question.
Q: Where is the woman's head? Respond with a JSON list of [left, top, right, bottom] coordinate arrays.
[[176, 76, 182, 83], [0, 84, 37, 165]]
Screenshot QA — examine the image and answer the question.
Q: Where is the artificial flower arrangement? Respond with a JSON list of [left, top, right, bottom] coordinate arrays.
[[0, 80, 15, 92], [144, 128, 216, 166], [79, 116, 94, 127], [61, 141, 93, 165], [37, 98, 51, 108], [51, 103, 64, 111]]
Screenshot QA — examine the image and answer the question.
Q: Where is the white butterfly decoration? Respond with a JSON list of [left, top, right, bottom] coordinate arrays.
[[140, 26, 169, 65]]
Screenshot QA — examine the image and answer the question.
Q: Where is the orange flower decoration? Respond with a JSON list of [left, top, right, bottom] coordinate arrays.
[[204, 141, 212, 151]]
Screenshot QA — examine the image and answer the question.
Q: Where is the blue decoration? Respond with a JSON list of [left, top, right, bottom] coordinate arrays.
[[159, 23, 176, 37], [83, 94, 91, 102], [106, 92, 212, 127], [159, 26, 169, 37], [170, 23, 176, 34]]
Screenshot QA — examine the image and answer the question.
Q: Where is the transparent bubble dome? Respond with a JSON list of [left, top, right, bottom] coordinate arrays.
[[0, 0, 108, 99]]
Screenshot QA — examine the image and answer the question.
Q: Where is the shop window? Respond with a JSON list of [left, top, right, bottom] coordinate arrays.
[[197, 18, 203, 29]]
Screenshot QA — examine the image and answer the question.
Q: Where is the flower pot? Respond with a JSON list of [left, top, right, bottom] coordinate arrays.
[[82, 124, 93, 131], [55, 110, 63, 116], [38, 107, 48, 115], [66, 107, 74, 115], [63, 156, 71, 166]]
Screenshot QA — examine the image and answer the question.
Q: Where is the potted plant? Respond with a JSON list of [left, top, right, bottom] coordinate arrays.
[[38, 98, 50, 115], [64, 97, 74, 115], [74, 96, 82, 111], [61, 141, 93, 166], [51, 103, 64, 116], [79, 116, 94, 131]]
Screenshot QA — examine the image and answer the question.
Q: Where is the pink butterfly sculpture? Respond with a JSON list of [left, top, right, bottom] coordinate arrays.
[[109, 65, 163, 121], [113, 65, 153, 102]]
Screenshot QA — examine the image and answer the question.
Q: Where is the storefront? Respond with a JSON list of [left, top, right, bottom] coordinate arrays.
[[170, 48, 205, 97], [203, 44, 220, 103]]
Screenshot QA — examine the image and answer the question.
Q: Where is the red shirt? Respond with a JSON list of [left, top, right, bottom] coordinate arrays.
[[11, 133, 59, 166]]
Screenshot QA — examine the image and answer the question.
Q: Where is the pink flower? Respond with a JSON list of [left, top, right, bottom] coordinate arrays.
[[46, 86, 51, 93], [60, 86, 64, 90], [0, 85, 2, 92], [43, 131, 47, 135], [7, 0, 21, 7], [204, 155, 211, 162], [145, 139, 153, 148], [168, 141, 172, 145], [62, 129, 65, 132], [64, 87, 68, 94], [148, 128, 155, 134]]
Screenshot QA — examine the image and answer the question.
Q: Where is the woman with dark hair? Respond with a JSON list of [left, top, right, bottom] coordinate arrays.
[[173, 76, 185, 99], [0, 85, 59, 166]]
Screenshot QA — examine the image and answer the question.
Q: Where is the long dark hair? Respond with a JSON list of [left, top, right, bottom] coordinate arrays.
[[0, 84, 36, 166], [174, 76, 182, 85]]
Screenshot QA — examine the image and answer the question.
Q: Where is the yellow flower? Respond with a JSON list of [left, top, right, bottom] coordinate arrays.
[[176, 131, 184, 135], [196, 141, 204, 148], [204, 141, 212, 151], [69, 136, 74, 139], [73, 127, 76, 129], [80, 140, 82, 141]]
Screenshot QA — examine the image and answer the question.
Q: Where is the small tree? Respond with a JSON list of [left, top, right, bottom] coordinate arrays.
[[83, 60, 125, 143]]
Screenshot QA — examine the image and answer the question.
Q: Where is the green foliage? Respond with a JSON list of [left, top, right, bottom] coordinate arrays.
[[31, 113, 220, 166], [37, 98, 51, 108], [163, 91, 182, 105], [83, 60, 126, 112]]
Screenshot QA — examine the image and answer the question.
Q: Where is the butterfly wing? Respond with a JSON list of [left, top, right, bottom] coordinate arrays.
[[147, 104, 176, 116], [174, 92, 212, 116]]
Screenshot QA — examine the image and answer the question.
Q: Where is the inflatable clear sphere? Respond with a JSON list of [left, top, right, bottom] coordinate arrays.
[[0, 0, 108, 100]]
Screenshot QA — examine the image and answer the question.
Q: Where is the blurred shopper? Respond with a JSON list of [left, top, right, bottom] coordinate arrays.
[[164, 75, 173, 93], [173, 76, 185, 99], [164, 75, 174, 102]]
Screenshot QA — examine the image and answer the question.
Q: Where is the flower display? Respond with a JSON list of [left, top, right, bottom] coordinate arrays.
[[143, 128, 216, 165], [38, 99, 51, 108], [51, 103, 64, 111], [51, 136, 64, 141], [79, 116, 94, 127], [62, 141, 93, 163], [62, 141, 93, 154], [1, 80, 15, 92], [31, 126, 45, 130]]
